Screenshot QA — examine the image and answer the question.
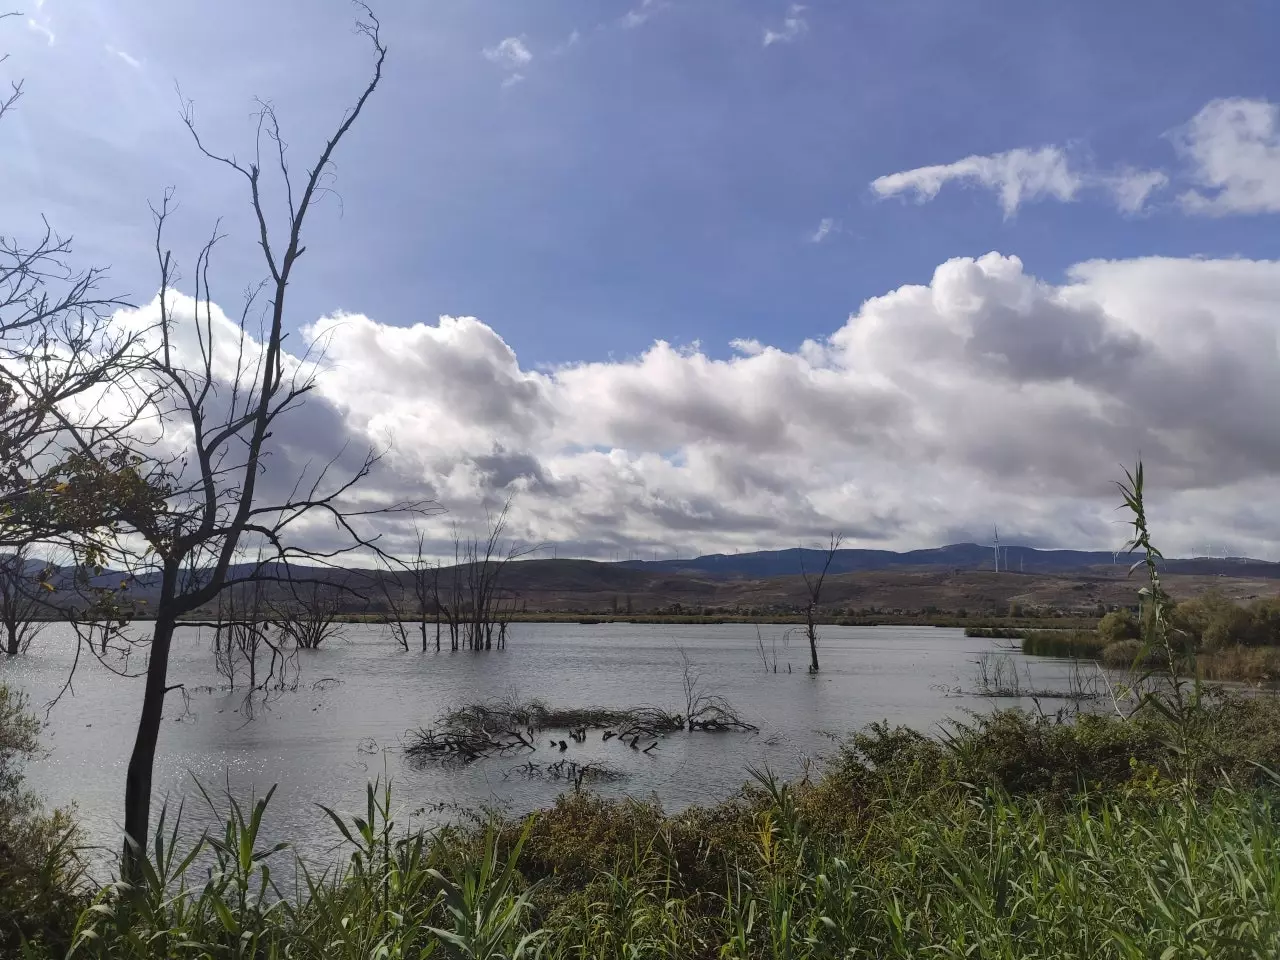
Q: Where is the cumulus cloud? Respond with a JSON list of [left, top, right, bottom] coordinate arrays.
[[764, 5, 808, 46], [1175, 98, 1280, 215], [120, 252, 1276, 560]]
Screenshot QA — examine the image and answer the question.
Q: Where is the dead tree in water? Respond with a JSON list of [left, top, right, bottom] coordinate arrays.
[[458, 503, 532, 650], [375, 556, 411, 651], [800, 532, 843, 673], [0, 547, 48, 655], [374, 531, 442, 652], [273, 580, 344, 650], [429, 504, 531, 651], [430, 536, 463, 651], [213, 576, 271, 690], [410, 531, 440, 651]]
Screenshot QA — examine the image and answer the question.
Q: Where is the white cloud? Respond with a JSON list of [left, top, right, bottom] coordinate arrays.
[[501, 73, 526, 89], [112, 251, 1274, 560], [1175, 98, 1280, 215], [764, 5, 808, 46], [809, 217, 838, 243], [483, 36, 533, 69], [872, 144, 1174, 217], [872, 147, 1085, 217], [870, 97, 1280, 219]]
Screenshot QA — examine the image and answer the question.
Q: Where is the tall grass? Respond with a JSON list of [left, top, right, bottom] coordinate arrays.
[[48, 748, 1280, 960]]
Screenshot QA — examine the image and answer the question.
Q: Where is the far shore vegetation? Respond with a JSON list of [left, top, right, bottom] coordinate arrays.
[[965, 589, 1280, 684]]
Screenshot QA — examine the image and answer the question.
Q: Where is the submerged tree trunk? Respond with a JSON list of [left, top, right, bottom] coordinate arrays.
[[806, 607, 819, 673], [123, 610, 177, 880]]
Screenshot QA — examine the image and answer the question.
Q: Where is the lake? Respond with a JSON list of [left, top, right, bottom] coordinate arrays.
[[7, 622, 1097, 866]]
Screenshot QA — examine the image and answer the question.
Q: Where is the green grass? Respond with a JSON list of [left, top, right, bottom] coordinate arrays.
[[18, 695, 1278, 959]]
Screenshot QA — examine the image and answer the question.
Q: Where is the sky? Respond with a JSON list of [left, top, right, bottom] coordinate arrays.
[[3, 0, 1280, 560]]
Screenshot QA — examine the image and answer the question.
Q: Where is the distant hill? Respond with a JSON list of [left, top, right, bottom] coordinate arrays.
[[617, 543, 1280, 580], [27, 544, 1280, 618]]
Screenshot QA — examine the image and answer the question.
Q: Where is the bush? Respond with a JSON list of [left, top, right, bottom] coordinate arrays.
[[0, 685, 83, 956], [1175, 590, 1280, 651], [1098, 608, 1140, 643]]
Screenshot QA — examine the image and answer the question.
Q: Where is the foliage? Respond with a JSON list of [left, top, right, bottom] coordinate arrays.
[[1097, 608, 1140, 644], [0, 685, 84, 955], [1175, 591, 1280, 651]]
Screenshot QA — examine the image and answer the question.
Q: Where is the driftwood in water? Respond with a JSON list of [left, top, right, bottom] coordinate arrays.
[[404, 725, 534, 766], [406, 690, 756, 766]]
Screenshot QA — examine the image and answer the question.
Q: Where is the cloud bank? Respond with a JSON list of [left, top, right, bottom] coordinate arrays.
[[114, 251, 1280, 560]]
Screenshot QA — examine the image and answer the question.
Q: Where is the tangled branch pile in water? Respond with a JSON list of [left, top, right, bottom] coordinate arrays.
[[405, 691, 756, 765], [403, 724, 535, 766], [686, 696, 759, 732]]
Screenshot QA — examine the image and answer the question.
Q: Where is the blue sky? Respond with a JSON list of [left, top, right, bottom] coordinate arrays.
[[5, 0, 1275, 363], [5, 0, 1280, 557]]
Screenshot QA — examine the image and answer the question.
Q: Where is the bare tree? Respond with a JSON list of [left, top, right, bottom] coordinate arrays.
[[799, 532, 843, 673], [272, 580, 344, 651], [374, 559, 411, 651], [433, 535, 465, 650], [211, 576, 273, 690], [0, 546, 48, 656], [455, 502, 534, 650], [386, 529, 441, 652], [46, 7, 426, 877]]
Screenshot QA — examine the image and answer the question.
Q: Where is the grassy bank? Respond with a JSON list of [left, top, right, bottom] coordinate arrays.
[[8, 693, 1279, 958]]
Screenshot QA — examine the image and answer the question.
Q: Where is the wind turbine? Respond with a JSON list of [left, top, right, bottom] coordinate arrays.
[[992, 526, 1001, 573]]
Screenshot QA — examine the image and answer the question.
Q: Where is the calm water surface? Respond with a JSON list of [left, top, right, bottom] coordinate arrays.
[[8, 622, 1092, 863]]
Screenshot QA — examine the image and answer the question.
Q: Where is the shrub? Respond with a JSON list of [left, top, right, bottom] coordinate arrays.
[[1098, 608, 1140, 643], [0, 685, 83, 956]]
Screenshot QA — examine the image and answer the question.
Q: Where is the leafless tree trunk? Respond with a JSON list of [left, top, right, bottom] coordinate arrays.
[[375, 559, 411, 651], [272, 581, 344, 651], [49, 7, 429, 879], [212, 576, 273, 689], [407, 530, 438, 652], [455, 501, 534, 650], [0, 547, 48, 656], [800, 532, 844, 673], [431, 534, 464, 651]]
